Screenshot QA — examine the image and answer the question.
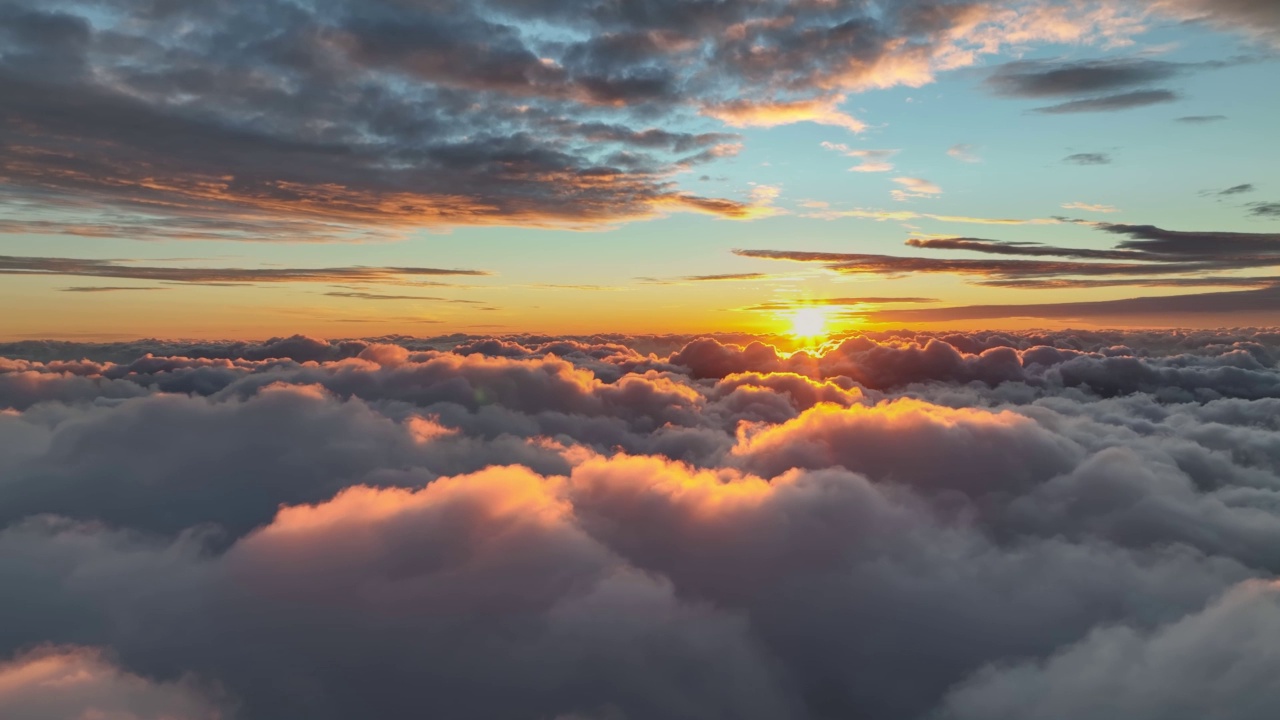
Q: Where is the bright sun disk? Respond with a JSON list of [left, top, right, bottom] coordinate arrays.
[[789, 307, 830, 338]]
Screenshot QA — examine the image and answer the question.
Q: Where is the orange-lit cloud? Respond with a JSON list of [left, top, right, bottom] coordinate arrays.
[[703, 97, 867, 133], [820, 143, 899, 172], [0, 646, 222, 720], [0, 0, 1182, 240], [891, 177, 943, 201], [1062, 201, 1119, 213], [804, 209, 1061, 225], [4, 329, 1280, 718]]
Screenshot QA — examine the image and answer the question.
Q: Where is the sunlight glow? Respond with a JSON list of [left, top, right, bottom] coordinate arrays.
[[789, 307, 830, 339]]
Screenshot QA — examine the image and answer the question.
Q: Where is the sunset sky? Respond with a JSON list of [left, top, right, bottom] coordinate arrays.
[[6, 4, 1280, 719], [1, 0, 1277, 339]]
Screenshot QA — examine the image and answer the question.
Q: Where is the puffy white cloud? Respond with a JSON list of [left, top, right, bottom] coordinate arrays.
[[939, 579, 1280, 720], [1, 329, 1279, 718]]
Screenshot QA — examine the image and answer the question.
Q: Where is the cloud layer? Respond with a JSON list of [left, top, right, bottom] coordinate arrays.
[[4, 0, 1243, 238], [3, 329, 1280, 718], [734, 221, 1280, 323]]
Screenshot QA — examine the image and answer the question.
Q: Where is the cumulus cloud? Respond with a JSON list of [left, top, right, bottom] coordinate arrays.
[[939, 580, 1280, 720], [0, 645, 224, 720], [4, 329, 1280, 718]]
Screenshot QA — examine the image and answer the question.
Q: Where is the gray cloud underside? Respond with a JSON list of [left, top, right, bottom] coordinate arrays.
[[638, 272, 776, 284], [0, 255, 488, 284], [977, 276, 1280, 289], [743, 222, 1280, 273], [1101, 224, 1280, 256], [1032, 89, 1179, 114], [734, 251, 1280, 279], [1063, 152, 1111, 165], [0, 0, 1268, 237], [4, 329, 1280, 719], [736, 223, 1280, 319], [911, 228, 1280, 263], [865, 286, 1280, 322], [1217, 184, 1256, 195], [983, 57, 1247, 114], [0, 0, 1067, 235], [1159, 0, 1280, 48], [985, 58, 1189, 98]]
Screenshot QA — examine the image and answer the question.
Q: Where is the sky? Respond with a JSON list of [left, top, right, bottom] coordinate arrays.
[[1, 0, 1278, 340], [7, 4, 1280, 717]]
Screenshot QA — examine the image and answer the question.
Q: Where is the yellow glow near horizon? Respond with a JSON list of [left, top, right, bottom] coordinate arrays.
[[788, 307, 830, 339]]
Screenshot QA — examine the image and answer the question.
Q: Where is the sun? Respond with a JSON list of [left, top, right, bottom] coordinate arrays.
[[788, 307, 830, 339]]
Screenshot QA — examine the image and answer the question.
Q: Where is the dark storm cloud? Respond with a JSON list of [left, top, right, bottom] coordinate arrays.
[[1064, 152, 1112, 165], [6, 330, 1280, 718], [0, 255, 488, 284], [1249, 202, 1280, 218], [1032, 89, 1179, 114]]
